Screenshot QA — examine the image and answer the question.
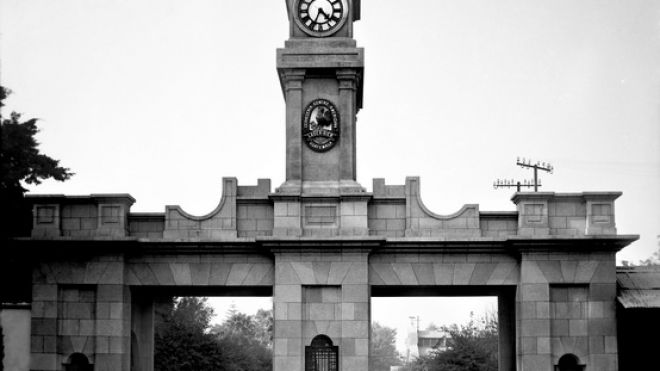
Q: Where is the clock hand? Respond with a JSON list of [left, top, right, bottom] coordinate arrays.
[[313, 10, 323, 25], [316, 7, 330, 22]]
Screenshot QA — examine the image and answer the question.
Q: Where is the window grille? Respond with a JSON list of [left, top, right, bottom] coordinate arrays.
[[555, 353, 585, 371], [305, 335, 339, 371], [64, 353, 93, 371]]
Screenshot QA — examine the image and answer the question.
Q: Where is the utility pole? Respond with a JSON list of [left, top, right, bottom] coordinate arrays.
[[494, 157, 554, 192], [493, 178, 541, 192]]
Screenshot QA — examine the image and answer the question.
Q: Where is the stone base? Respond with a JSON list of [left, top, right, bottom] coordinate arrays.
[[275, 180, 365, 196]]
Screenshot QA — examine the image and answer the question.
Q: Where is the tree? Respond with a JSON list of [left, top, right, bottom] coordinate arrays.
[[409, 312, 498, 371], [639, 236, 660, 266], [211, 307, 273, 371], [155, 298, 274, 371], [622, 236, 660, 267], [370, 322, 402, 371], [0, 86, 73, 237], [154, 297, 225, 371]]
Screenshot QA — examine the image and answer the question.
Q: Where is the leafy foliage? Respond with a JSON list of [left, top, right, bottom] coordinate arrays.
[[370, 322, 402, 371], [210, 306, 273, 371], [154, 298, 224, 371], [640, 236, 660, 266], [621, 237, 660, 267], [407, 312, 498, 371], [154, 298, 273, 371], [0, 86, 73, 192], [0, 86, 73, 238]]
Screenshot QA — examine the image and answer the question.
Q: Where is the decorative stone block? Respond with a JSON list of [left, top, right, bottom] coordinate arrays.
[[32, 204, 61, 237], [585, 193, 620, 235]]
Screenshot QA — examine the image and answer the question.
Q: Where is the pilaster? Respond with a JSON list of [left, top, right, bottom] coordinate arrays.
[[272, 246, 370, 371], [517, 249, 620, 371], [283, 69, 306, 187], [337, 69, 359, 181]]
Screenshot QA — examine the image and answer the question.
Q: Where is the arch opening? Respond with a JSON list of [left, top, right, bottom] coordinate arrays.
[[556, 353, 585, 371], [64, 352, 93, 371], [305, 334, 339, 371]]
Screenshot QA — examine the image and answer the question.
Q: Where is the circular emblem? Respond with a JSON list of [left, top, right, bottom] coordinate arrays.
[[294, 0, 349, 37], [302, 99, 340, 152]]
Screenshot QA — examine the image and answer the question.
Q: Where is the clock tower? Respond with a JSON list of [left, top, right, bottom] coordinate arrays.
[[276, 0, 364, 196]]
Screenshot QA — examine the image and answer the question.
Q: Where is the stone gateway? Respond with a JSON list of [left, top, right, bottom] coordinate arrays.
[[3, 1, 658, 371]]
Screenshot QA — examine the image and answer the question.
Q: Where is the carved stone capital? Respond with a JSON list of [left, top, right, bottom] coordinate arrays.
[[336, 69, 359, 91], [281, 69, 306, 92]]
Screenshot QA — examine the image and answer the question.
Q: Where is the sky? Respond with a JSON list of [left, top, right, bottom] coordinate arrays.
[[1, 0, 659, 352]]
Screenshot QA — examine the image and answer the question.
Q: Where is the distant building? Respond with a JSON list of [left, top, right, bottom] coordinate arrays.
[[405, 317, 449, 360], [416, 329, 449, 356]]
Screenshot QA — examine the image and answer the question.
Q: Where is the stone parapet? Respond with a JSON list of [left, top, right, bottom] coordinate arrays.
[[27, 194, 135, 238], [24, 179, 626, 243], [237, 179, 274, 238], [404, 177, 481, 238], [128, 213, 164, 239], [271, 193, 371, 238], [512, 192, 621, 237], [480, 211, 518, 238], [163, 177, 238, 240]]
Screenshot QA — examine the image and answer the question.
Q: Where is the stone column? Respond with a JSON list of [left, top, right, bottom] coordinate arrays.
[[283, 69, 306, 185], [130, 294, 155, 371], [30, 255, 132, 371], [337, 69, 358, 182], [517, 250, 619, 371], [272, 248, 370, 371], [498, 291, 516, 371], [517, 252, 553, 370]]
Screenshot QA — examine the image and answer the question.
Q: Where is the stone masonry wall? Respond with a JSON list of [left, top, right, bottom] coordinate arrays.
[[31, 255, 130, 371], [273, 250, 370, 371], [517, 251, 618, 371], [27, 180, 622, 241], [30, 251, 274, 371], [128, 214, 164, 239], [125, 254, 274, 287], [369, 252, 519, 286], [164, 178, 238, 239]]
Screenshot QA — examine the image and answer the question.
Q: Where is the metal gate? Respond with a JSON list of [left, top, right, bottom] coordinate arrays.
[[305, 335, 338, 371]]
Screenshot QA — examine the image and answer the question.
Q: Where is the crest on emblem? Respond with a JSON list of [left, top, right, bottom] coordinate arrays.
[[302, 99, 340, 152]]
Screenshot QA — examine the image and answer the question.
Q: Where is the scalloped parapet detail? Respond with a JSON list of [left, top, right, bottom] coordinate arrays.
[[404, 177, 481, 238], [163, 178, 238, 240]]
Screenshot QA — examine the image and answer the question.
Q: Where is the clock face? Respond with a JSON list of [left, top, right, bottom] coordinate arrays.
[[295, 0, 348, 37]]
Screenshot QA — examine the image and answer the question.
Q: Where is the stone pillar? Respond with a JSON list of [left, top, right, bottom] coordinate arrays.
[[0, 305, 31, 371], [272, 248, 370, 371], [498, 291, 516, 371], [517, 250, 619, 371], [94, 284, 132, 371], [518, 253, 552, 370], [30, 255, 132, 371], [339, 196, 369, 236], [337, 69, 358, 182], [130, 294, 155, 371], [272, 196, 302, 237], [283, 69, 306, 187]]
